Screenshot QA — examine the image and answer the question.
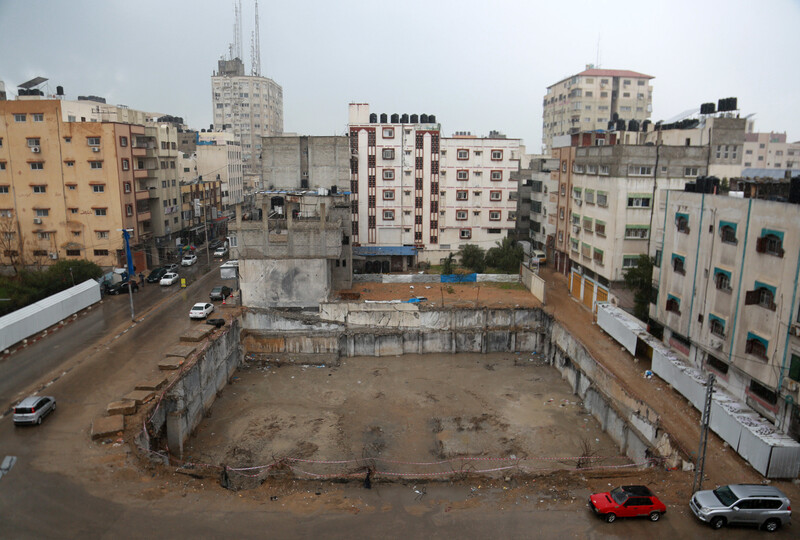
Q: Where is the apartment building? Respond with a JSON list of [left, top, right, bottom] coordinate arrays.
[[194, 132, 243, 212], [211, 58, 283, 174], [743, 131, 800, 170], [526, 157, 558, 253], [348, 104, 521, 268], [650, 186, 800, 439], [542, 66, 653, 154]]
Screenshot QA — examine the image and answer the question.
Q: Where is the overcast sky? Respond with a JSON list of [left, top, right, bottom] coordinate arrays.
[[1, 0, 798, 152]]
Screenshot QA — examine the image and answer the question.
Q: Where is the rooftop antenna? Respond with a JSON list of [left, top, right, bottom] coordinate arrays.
[[251, 0, 261, 76], [233, 0, 243, 60]]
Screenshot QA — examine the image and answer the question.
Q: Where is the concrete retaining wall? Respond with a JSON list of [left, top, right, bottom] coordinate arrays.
[[353, 273, 520, 284]]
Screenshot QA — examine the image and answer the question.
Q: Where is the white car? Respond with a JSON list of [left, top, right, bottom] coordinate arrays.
[[189, 302, 214, 319], [181, 254, 198, 266], [213, 247, 228, 258], [160, 272, 180, 286]]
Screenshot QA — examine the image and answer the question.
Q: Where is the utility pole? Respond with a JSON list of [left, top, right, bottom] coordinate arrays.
[[119, 228, 136, 321], [693, 373, 715, 493]]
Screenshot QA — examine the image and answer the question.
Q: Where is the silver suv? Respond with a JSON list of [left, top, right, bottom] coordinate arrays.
[[13, 395, 56, 425], [690, 484, 791, 532]]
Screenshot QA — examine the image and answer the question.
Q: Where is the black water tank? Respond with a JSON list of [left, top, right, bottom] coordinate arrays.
[[612, 112, 619, 122], [420, 114, 429, 123], [369, 113, 377, 123], [400, 113, 409, 123], [428, 115, 436, 123], [615, 119, 626, 131], [380, 113, 388, 123], [330, 185, 338, 194], [711, 176, 721, 194], [390, 113, 399, 123], [628, 119, 639, 132], [685, 182, 697, 193], [56, 86, 64, 96], [789, 176, 800, 204], [410, 114, 419, 123], [697, 177, 708, 193], [642, 120, 651, 131]]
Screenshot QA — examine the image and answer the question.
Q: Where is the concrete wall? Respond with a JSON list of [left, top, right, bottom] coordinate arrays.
[[241, 258, 330, 309], [520, 263, 546, 304]]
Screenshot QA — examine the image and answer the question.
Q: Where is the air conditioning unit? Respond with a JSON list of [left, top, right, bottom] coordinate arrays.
[[792, 324, 800, 338], [709, 338, 723, 350], [49, 252, 58, 260], [787, 380, 799, 392], [33, 217, 42, 224], [575, 199, 582, 206], [31, 146, 41, 153], [92, 147, 101, 152], [572, 225, 580, 234]]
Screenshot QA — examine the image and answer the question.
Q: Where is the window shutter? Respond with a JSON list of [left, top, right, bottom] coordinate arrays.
[[777, 246, 785, 258], [745, 339, 753, 354], [755, 237, 766, 252], [744, 290, 759, 305]]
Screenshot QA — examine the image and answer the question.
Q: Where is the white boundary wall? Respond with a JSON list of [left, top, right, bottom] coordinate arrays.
[[0, 279, 101, 351]]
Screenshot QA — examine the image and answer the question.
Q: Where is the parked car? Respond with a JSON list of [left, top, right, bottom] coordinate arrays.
[[146, 267, 167, 283], [160, 272, 180, 286], [213, 246, 228, 258], [181, 254, 198, 266], [189, 302, 215, 319], [13, 395, 56, 425], [532, 249, 547, 266], [106, 280, 139, 295], [163, 263, 179, 273], [589, 485, 667, 523], [690, 484, 791, 532], [209, 239, 223, 250], [210, 285, 232, 301]]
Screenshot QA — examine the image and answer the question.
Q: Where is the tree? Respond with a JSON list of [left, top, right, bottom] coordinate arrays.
[[458, 244, 485, 273], [485, 237, 524, 273], [0, 216, 23, 275], [442, 253, 455, 275], [623, 254, 654, 322]]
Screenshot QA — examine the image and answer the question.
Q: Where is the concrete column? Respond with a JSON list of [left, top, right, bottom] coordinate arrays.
[[166, 411, 186, 458]]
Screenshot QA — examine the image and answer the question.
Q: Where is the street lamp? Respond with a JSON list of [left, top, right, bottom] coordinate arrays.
[[118, 228, 136, 321]]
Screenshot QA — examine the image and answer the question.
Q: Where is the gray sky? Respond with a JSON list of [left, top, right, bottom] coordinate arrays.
[[2, 0, 798, 152]]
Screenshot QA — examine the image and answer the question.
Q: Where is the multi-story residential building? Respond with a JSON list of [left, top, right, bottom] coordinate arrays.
[[348, 104, 521, 269], [743, 131, 800, 170], [526, 157, 558, 253], [542, 66, 653, 154], [567, 142, 707, 310], [260, 135, 350, 192], [650, 185, 800, 440], [211, 58, 283, 174], [195, 132, 243, 212]]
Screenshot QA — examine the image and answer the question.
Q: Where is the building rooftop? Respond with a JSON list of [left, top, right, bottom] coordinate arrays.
[[740, 168, 800, 179]]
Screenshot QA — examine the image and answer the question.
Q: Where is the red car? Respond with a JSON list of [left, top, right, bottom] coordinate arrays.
[[589, 485, 667, 523]]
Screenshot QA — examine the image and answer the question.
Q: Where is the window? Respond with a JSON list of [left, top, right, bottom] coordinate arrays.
[[622, 255, 638, 268], [33, 184, 46, 193], [87, 137, 101, 146], [92, 184, 105, 193], [594, 221, 606, 236], [684, 167, 699, 177], [457, 170, 469, 181], [666, 295, 681, 314], [456, 210, 468, 220], [14, 114, 26, 122], [756, 230, 784, 257], [672, 254, 686, 275], [714, 270, 732, 291], [37, 232, 51, 240], [382, 128, 394, 138], [94, 208, 107, 216], [0, 162, 5, 170], [65, 160, 75, 167], [628, 165, 652, 176], [457, 149, 469, 160], [126, 204, 133, 216], [381, 148, 395, 160], [488, 170, 501, 181], [709, 316, 725, 338], [119, 136, 128, 147], [595, 192, 608, 207], [30, 162, 44, 171], [32, 113, 44, 122], [583, 217, 593, 231], [789, 354, 800, 383], [559, 208, 565, 220], [745, 284, 777, 311], [489, 191, 502, 201], [383, 210, 395, 220], [599, 165, 609, 176], [593, 248, 604, 265], [382, 189, 395, 200], [0, 185, 7, 194], [34, 208, 49, 217], [455, 190, 468, 201], [460, 229, 471, 239], [718, 223, 737, 244], [121, 158, 129, 171], [383, 169, 394, 180], [27, 137, 41, 147], [96, 231, 109, 239], [508, 211, 516, 221], [90, 161, 103, 169], [746, 336, 769, 363], [625, 226, 649, 239], [491, 150, 503, 161], [94, 249, 109, 256], [489, 211, 501, 221], [627, 196, 650, 208]]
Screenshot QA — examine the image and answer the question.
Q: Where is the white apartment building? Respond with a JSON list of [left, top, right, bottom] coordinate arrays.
[[211, 58, 282, 173], [651, 189, 800, 440], [348, 104, 520, 266], [543, 65, 653, 154], [743, 131, 800, 170], [527, 158, 558, 251], [196, 132, 243, 212]]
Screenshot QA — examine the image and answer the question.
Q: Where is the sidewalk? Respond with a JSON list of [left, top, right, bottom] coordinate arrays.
[[538, 265, 800, 497]]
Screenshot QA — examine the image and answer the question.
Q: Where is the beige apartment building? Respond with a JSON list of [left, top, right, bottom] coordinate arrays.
[[651, 189, 800, 439], [542, 66, 653, 154], [742, 131, 800, 171]]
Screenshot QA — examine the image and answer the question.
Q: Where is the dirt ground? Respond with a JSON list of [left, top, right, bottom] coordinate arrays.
[[184, 353, 628, 482], [338, 281, 541, 308]]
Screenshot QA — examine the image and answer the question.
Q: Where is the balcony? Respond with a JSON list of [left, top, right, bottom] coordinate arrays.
[[148, 188, 159, 199], [134, 189, 150, 201], [131, 146, 146, 158], [136, 210, 151, 222], [133, 168, 148, 179]]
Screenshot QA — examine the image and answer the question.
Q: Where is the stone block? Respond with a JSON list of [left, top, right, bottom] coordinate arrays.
[[91, 415, 124, 440], [123, 389, 154, 405], [166, 344, 196, 358], [180, 326, 213, 343], [107, 400, 137, 415], [159, 357, 184, 370], [135, 376, 169, 391]]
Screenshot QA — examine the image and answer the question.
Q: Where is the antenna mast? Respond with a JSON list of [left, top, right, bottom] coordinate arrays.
[[233, 0, 243, 60], [251, 0, 262, 76]]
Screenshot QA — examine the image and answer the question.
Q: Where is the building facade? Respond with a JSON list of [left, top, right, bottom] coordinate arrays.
[[650, 188, 800, 440], [348, 104, 521, 267], [211, 58, 283, 174], [260, 135, 350, 192], [743, 131, 800, 170], [543, 66, 653, 154]]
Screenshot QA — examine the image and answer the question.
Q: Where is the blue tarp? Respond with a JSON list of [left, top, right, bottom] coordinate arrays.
[[441, 273, 477, 283]]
